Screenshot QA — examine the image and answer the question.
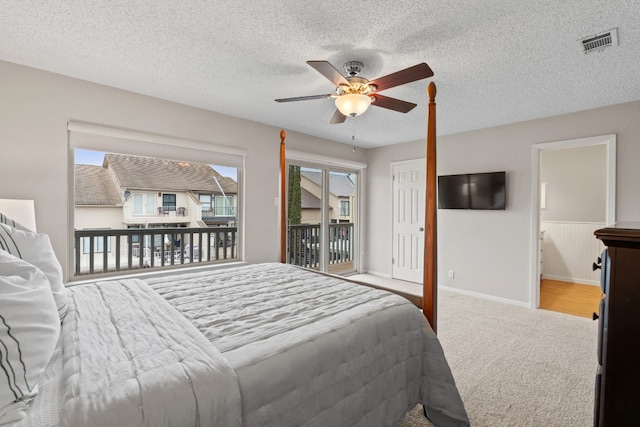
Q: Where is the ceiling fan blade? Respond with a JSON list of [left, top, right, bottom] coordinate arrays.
[[369, 63, 434, 92], [371, 94, 417, 113], [307, 60, 350, 87], [275, 94, 333, 102], [330, 109, 347, 124]]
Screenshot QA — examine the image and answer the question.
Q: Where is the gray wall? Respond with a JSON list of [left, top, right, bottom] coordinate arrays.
[[540, 144, 606, 222], [3, 57, 640, 306], [365, 100, 640, 305], [0, 60, 366, 279]]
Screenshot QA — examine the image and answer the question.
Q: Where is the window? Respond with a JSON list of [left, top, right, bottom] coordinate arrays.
[[128, 225, 141, 243], [74, 152, 240, 274], [340, 200, 350, 216], [133, 194, 155, 215], [199, 194, 212, 211], [162, 194, 176, 211], [214, 195, 234, 216], [70, 121, 245, 277], [82, 235, 111, 254]]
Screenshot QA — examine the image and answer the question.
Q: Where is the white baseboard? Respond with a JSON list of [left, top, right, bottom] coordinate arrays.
[[361, 274, 537, 308], [439, 284, 530, 308], [542, 274, 600, 286]]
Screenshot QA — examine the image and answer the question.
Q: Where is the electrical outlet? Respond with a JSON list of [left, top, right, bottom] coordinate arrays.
[[448, 270, 455, 279]]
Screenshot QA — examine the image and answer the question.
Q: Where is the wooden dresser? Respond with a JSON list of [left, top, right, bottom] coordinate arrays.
[[593, 223, 640, 426]]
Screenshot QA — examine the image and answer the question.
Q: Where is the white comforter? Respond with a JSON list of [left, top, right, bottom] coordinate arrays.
[[147, 263, 469, 427], [35, 278, 242, 427]]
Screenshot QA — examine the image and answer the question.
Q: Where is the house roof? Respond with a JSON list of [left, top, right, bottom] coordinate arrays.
[[302, 171, 355, 197], [103, 154, 237, 194], [301, 188, 321, 209], [75, 165, 122, 206]]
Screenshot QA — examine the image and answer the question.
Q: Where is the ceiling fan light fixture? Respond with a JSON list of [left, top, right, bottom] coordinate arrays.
[[335, 93, 372, 117]]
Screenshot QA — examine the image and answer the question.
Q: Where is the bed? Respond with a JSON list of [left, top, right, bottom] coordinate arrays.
[[1, 83, 469, 426], [4, 261, 467, 427]]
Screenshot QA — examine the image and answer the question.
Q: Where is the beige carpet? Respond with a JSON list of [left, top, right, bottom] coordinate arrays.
[[396, 290, 597, 427]]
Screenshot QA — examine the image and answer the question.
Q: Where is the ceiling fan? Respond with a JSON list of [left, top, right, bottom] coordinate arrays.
[[275, 60, 434, 124]]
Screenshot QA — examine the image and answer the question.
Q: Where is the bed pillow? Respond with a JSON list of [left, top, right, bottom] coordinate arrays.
[[0, 250, 61, 426], [0, 223, 68, 321], [0, 212, 32, 232]]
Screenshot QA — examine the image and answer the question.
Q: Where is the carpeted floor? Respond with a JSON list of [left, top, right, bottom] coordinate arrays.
[[396, 290, 597, 427]]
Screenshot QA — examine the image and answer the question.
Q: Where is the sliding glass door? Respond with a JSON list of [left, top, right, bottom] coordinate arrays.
[[287, 163, 358, 275]]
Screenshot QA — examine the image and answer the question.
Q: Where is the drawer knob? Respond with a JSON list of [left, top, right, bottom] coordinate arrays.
[[592, 262, 602, 271]]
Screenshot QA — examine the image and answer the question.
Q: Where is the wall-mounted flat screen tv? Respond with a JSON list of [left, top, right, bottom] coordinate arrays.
[[438, 171, 506, 210]]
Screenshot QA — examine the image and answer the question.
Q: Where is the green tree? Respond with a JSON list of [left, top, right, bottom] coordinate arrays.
[[288, 165, 301, 225]]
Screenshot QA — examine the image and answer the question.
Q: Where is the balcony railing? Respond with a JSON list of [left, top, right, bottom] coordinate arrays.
[[157, 206, 188, 217], [74, 223, 354, 278], [201, 207, 236, 223], [287, 223, 354, 272], [74, 227, 237, 276]]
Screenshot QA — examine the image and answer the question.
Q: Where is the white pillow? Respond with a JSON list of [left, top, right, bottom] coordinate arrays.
[[0, 251, 61, 425], [0, 213, 30, 232], [0, 223, 68, 320]]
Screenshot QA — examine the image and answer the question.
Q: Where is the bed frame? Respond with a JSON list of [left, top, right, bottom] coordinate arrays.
[[279, 83, 439, 332]]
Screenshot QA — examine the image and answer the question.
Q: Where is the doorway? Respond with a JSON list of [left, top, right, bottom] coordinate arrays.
[[539, 279, 601, 318], [530, 134, 616, 309], [391, 158, 425, 283], [286, 163, 359, 275]]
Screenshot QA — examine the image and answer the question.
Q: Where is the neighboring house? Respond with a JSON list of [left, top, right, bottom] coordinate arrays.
[[75, 164, 124, 230], [300, 187, 324, 224], [74, 164, 125, 270], [74, 155, 238, 272], [102, 153, 237, 228], [300, 171, 355, 224]]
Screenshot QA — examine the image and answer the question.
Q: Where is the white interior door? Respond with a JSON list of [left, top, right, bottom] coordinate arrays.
[[392, 159, 425, 283]]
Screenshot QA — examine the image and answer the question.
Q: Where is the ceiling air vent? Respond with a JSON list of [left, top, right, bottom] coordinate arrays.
[[580, 28, 618, 54]]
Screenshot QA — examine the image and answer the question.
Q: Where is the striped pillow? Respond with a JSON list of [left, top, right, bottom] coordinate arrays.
[[0, 213, 30, 232], [0, 222, 68, 321], [0, 251, 60, 425]]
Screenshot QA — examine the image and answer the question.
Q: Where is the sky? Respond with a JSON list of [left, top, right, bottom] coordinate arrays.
[[75, 149, 238, 181]]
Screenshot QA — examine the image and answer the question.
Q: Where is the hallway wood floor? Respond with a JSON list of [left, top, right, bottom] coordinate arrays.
[[540, 279, 602, 318]]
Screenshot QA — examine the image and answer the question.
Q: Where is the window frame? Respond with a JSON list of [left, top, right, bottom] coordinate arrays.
[[199, 194, 212, 211], [285, 160, 363, 275], [162, 193, 177, 212], [133, 193, 156, 215], [340, 200, 350, 217], [214, 195, 234, 216], [68, 121, 246, 280]]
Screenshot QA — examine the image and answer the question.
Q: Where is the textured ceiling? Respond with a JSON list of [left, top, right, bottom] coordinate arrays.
[[1, 1, 639, 149]]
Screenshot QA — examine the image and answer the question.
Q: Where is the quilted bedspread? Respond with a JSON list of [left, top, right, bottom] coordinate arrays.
[[146, 263, 469, 427], [58, 279, 242, 427]]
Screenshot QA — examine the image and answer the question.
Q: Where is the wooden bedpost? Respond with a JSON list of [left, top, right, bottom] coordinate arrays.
[[280, 130, 287, 263], [423, 82, 438, 333]]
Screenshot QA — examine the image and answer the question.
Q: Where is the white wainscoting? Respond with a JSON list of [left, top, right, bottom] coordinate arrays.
[[540, 221, 605, 286]]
